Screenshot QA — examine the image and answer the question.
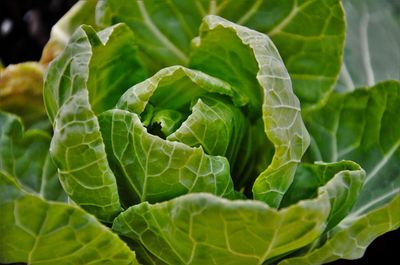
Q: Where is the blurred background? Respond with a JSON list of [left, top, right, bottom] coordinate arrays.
[[0, 0, 76, 66], [0, 0, 80, 130], [0, 1, 398, 264]]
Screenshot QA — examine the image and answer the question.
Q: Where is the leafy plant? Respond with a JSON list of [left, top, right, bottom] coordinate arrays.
[[0, 0, 398, 264]]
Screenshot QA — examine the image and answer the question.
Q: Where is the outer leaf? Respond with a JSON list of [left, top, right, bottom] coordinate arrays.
[[0, 171, 138, 265], [112, 160, 366, 265], [223, 0, 345, 107], [122, 238, 168, 265], [282, 161, 365, 231], [0, 112, 22, 175], [113, 192, 330, 265], [279, 196, 400, 265], [44, 24, 147, 221], [97, 0, 345, 106], [188, 15, 310, 206], [295, 81, 400, 263], [305, 81, 400, 214], [50, 89, 122, 222], [44, 23, 147, 122], [0, 111, 65, 201], [98, 109, 236, 206], [337, 0, 400, 91]]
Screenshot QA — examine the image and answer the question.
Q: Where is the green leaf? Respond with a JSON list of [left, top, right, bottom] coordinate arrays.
[[50, 90, 122, 221], [0, 171, 138, 265], [44, 24, 147, 221], [98, 109, 236, 207], [296, 80, 400, 263], [121, 237, 168, 265], [278, 196, 400, 265], [282, 161, 365, 231], [0, 111, 65, 201], [96, 0, 345, 106], [337, 0, 400, 91], [304, 81, 400, 212], [188, 15, 310, 206], [113, 191, 330, 265], [0, 111, 22, 176], [44, 23, 147, 123], [167, 95, 247, 162], [97, 0, 196, 70], [151, 109, 185, 137]]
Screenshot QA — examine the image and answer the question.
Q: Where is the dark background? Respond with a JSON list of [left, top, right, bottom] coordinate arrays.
[[0, 1, 398, 264], [0, 0, 77, 66]]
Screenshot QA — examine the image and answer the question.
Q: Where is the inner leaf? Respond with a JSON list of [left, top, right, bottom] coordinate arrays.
[[149, 109, 185, 138], [98, 109, 236, 208]]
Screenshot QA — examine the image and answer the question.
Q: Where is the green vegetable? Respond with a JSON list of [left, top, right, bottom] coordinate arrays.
[[0, 0, 398, 264]]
